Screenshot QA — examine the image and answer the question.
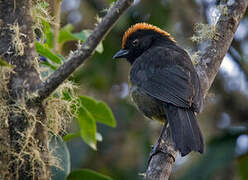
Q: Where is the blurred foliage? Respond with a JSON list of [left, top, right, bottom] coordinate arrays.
[[41, 0, 248, 179], [35, 3, 116, 178], [49, 134, 71, 180], [238, 154, 248, 180], [180, 128, 246, 180], [35, 14, 115, 150]]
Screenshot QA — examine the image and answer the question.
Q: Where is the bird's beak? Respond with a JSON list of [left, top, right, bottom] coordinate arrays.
[[113, 49, 129, 59]]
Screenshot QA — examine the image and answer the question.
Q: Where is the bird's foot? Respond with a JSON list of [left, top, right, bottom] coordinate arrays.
[[148, 123, 169, 164], [148, 143, 163, 164]]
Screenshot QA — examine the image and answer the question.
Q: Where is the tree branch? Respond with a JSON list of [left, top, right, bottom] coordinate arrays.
[[36, 0, 134, 101], [146, 129, 177, 180], [0, 0, 50, 178], [196, 0, 247, 97], [145, 0, 248, 179]]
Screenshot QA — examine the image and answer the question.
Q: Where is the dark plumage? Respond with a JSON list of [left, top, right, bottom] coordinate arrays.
[[113, 23, 204, 156]]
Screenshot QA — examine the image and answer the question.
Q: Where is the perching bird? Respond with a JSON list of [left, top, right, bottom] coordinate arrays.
[[113, 23, 204, 157]]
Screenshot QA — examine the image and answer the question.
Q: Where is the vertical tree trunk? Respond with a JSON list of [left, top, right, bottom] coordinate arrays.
[[0, 0, 50, 179]]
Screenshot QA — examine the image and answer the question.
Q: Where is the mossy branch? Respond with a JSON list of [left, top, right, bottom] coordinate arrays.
[[0, 0, 50, 179], [145, 0, 248, 180], [36, 0, 134, 101]]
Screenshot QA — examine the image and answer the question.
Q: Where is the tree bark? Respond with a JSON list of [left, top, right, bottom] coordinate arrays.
[[145, 0, 248, 179], [0, 0, 49, 179]]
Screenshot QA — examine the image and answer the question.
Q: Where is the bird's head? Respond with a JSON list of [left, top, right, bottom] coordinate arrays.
[[113, 23, 176, 64]]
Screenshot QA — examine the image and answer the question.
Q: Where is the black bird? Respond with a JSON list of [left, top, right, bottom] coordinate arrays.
[[113, 23, 204, 156]]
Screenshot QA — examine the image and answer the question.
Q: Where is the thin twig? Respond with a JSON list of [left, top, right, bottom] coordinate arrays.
[[145, 0, 248, 180], [36, 0, 134, 101]]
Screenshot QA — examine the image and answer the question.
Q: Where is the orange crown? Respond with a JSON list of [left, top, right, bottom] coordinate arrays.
[[122, 23, 175, 48]]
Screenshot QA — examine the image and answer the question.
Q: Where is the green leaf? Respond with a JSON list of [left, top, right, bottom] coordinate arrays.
[[62, 24, 75, 32], [73, 32, 87, 41], [35, 42, 62, 64], [49, 134, 70, 180], [77, 105, 97, 150], [40, 61, 58, 70], [67, 169, 113, 180], [58, 24, 78, 45], [63, 132, 80, 142], [58, 25, 87, 45], [41, 19, 53, 48], [58, 27, 103, 53], [96, 42, 104, 53], [63, 132, 102, 142], [0, 57, 12, 67], [79, 96, 116, 127], [83, 29, 91, 36]]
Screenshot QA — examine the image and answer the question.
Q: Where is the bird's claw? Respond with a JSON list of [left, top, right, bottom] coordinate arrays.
[[148, 143, 163, 164]]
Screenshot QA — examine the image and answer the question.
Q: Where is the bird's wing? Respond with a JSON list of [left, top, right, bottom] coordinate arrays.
[[130, 46, 194, 108]]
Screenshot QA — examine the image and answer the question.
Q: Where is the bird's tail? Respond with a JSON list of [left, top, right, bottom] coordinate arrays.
[[164, 104, 204, 156]]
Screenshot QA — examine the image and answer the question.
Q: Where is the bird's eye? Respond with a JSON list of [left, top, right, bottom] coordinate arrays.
[[132, 39, 139, 46]]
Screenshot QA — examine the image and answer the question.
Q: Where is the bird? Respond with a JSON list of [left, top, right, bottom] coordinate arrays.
[[113, 23, 204, 157]]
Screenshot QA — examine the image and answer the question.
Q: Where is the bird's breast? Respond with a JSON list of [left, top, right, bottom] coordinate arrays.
[[130, 84, 165, 121]]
